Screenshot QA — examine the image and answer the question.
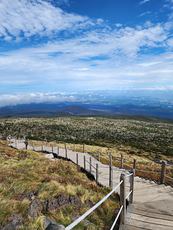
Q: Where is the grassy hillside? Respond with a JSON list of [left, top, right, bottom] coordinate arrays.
[[0, 139, 120, 230], [0, 116, 172, 161]]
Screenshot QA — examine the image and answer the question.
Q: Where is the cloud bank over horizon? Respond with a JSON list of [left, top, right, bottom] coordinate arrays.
[[0, 88, 173, 108]]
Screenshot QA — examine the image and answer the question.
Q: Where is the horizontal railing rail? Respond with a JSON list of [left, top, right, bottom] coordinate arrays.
[[65, 181, 123, 230]]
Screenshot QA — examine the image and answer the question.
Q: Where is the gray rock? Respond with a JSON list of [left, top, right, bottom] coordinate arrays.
[[45, 223, 65, 230], [56, 193, 69, 208], [43, 218, 59, 228], [8, 212, 23, 223], [20, 191, 36, 201], [46, 193, 69, 212], [27, 199, 43, 219], [1, 219, 22, 230], [108, 195, 116, 202], [86, 200, 94, 208], [69, 195, 83, 207], [86, 199, 97, 214]]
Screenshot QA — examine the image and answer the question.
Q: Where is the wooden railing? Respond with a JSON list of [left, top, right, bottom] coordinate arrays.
[[7, 137, 173, 186], [65, 171, 135, 230]]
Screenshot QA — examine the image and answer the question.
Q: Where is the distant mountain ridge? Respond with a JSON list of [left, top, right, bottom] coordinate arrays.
[[0, 103, 173, 120], [60, 106, 102, 115]]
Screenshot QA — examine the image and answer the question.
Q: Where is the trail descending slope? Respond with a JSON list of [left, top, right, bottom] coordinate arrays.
[[9, 139, 173, 230]]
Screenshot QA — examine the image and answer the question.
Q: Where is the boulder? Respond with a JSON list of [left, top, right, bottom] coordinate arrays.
[[45, 193, 69, 212], [8, 212, 23, 223], [43, 218, 58, 228], [108, 195, 116, 202], [69, 195, 83, 207], [86, 200, 97, 214], [1, 219, 22, 230], [45, 223, 65, 230], [43, 218, 65, 230], [27, 199, 43, 219]]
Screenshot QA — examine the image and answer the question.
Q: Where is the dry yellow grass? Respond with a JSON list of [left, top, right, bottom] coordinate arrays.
[[0, 139, 120, 230]]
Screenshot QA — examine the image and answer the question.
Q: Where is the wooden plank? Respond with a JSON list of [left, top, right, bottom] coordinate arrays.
[[121, 224, 150, 230], [134, 186, 173, 195], [129, 203, 173, 216], [126, 213, 173, 226], [128, 208, 173, 221], [126, 217, 173, 230]]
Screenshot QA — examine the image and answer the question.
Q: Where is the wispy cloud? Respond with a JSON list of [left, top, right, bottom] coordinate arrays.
[[139, 0, 150, 5], [0, 0, 173, 97], [0, 19, 173, 92], [139, 11, 151, 17], [0, 0, 90, 41]]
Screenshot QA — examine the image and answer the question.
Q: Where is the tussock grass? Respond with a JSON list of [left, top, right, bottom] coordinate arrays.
[[0, 140, 120, 229]]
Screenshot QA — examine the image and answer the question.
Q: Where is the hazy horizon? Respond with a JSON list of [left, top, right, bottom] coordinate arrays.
[[0, 0, 173, 112]]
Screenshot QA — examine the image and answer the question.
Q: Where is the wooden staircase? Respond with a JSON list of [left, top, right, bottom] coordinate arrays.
[[120, 176, 173, 230]]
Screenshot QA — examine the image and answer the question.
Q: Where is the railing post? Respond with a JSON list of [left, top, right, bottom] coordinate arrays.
[[98, 150, 100, 161], [76, 153, 78, 167], [130, 169, 135, 204], [74, 144, 75, 152], [84, 156, 86, 170], [96, 164, 98, 183], [65, 143, 66, 149], [109, 165, 112, 188], [83, 143, 85, 153], [133, 159, 136, 176], [161, 161, 166, 184], [109, 153, 112, 188], [121, 153, 123, 169], [110, 153, 112, 166], [120, 173, 126, 225], [65, 149, 67, 159], [90, 157, 92, 173], [57, 146, 59, 156]]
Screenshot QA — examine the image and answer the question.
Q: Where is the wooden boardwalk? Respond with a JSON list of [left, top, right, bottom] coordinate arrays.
[[9, 139, 173, 230]]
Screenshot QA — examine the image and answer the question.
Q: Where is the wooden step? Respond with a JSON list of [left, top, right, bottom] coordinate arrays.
[[125, 218, 173, 230], [128, 206, 173, 221], [120, 224, 150, 230], [134, 192, 173, 203], [134, 185, 173, 195], [129, 202, 173, 216], [134, 184, 166, 192]]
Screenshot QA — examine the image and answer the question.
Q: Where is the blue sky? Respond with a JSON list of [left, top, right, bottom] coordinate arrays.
[[0, 0, 173, 107]]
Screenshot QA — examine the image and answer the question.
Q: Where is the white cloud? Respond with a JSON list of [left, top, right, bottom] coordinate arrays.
[[0, 0, 173, 94], [0, 92, 78, 108], [140, 0, 150, 4], [139, 11, 151, 17], [167, 38, 173, 47], [0, 0, 89, 40], [0, 20, 173, 91], [115, 23, 122, 27]]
